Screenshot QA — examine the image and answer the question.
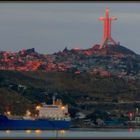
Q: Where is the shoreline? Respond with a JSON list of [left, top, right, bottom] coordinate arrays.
[[0, 127, 138, 131]]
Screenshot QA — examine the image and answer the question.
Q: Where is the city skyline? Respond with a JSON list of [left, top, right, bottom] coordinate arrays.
[[0, 3, 139, 54]]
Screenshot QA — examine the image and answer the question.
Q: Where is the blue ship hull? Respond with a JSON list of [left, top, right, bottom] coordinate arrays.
[[0, 115, 71, 130]]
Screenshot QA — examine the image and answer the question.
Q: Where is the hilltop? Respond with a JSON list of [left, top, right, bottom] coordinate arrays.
[[0, 44, 139, 81]]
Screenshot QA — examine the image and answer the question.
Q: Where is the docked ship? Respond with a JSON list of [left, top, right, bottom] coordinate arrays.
[[0, 96, 71, 130]]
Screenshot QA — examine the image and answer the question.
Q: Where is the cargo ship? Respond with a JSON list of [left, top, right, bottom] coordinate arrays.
[[0, 96, 71, 130]]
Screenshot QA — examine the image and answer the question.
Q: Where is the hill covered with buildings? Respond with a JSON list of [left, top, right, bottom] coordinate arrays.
[[0, 44, 140, 80]]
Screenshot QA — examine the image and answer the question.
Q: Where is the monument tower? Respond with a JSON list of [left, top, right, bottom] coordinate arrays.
[[99, 8, 117, 49]]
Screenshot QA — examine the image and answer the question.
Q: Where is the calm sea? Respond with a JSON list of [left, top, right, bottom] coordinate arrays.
[[0, 128, 140, 139]]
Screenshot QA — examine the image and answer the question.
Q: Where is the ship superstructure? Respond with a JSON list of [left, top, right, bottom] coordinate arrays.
[[36, 96, 70, 121]]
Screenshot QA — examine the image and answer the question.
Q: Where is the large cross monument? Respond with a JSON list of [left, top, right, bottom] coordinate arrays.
[[99, 8, 117, 49]]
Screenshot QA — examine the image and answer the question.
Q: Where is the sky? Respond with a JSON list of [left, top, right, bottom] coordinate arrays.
[[0, 2, 140, 54]]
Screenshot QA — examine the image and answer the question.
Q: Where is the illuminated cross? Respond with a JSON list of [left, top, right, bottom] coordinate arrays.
[[99, 8, 117, 49]]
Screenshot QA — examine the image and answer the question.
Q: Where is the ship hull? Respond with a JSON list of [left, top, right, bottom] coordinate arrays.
[[0, 116, 70, 130]]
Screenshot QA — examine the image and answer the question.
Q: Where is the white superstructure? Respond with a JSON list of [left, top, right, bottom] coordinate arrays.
[[36, 98, 70, 121]]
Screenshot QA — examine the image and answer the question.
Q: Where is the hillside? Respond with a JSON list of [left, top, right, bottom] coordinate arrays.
[[0, 87, 34, 115], [0, 45, 140, 127], [1, 70, 140, 117]]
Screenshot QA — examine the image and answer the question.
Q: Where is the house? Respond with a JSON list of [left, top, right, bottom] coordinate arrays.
[[75, 112, 86, 119]]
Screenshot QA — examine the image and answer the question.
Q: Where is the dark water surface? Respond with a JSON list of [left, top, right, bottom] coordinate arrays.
[[0, 128, 140, 139]]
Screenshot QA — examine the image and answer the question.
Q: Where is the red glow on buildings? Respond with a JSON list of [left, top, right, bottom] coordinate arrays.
[[73, 48, 80, 50], [75, 70, 81, 74], [26, 61, 42, 71], [72, 48, 81, 52]]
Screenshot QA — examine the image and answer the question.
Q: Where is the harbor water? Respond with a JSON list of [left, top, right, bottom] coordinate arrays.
[[1, 128, 140, 139]]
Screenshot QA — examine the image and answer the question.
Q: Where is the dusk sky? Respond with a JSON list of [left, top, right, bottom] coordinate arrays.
[[0, 3, 140, 54]]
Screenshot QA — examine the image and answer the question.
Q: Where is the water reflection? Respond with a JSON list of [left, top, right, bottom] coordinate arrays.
[[35, 130, 42, 134], [3, 128, 136, 134], [3, 128, 140, 139], [5, 130, 11, 134], [59, 130, 65, 135], [26, 130, 32, 133], [128, 128, 133, 132]]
